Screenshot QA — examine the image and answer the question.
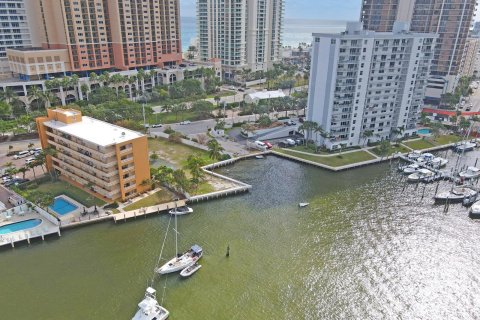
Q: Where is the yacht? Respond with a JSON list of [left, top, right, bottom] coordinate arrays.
[[429, 157, 448, 168], [469, 200, 480, 218], [132, 287, 169, 320], [403, 164, 419, 174], [407, 168, 434, 182], [459, 166, 480, 179], [407, 151, 422, 160], [169, 206, 193, 215], [156, 245, 203, 275], [434, 186, 478, 203], [454, 141, 476, 152]]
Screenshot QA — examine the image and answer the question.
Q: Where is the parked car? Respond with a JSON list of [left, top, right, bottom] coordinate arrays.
[[299, 117, 305, 123], [29, 147, 42, 155], [285, 138, 296, 146], [263, 141, 273, 149], [151, 124, 163, 128], [179, 120, 191, 125], [13, 151, 30, 159], [285, 120, 296, 126], [238, 88, 245, 92], [254, 140, 267, 149], [1, 176, 12, 184], [4, 178, 29, 187], [25, 157, 36, 165], [295, 138, 304, 145]]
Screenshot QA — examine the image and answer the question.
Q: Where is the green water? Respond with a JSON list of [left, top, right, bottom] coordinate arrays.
[[0, 155, 480, 319]]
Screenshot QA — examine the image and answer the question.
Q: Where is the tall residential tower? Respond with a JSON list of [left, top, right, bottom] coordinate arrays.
[[197, 0, 284, 78], [307, 22, 436, 150]]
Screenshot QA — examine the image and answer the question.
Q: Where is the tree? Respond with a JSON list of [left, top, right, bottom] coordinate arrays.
[[172, 169, 190, 193], [185, 154, 206, 188], [419, 112, 431, 126], [207, 139, 225, 160], [361, 130, 374, 147], [214, 95, 221, 107], [191, 100, 214, 119], [0, 101, 12, 117], [258, 115, 272, 127], [0, 87, 19, 106], [430, 122, 445, 140], [18, 166, 28, 179], [150, 152, 159, 162], [377, 140, 391, 158], [41, 91, 59, 109], [171, 103, 187, 121], [459, 116, 471, 132], [196, 133, 209, 145]]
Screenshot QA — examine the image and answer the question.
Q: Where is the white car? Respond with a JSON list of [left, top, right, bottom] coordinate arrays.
[[25, 157, 36, 164], [285, 138, 296, 146], [151, 124, 163, 128], [179, 120, 191, 125]]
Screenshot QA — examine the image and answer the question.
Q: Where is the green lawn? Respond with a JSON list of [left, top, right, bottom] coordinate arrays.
[[290, 144, 330, 155], [370, 144, 411, 156], [403, 134, 461, 150], [20, 180, 106, 207], [190, 182, 215, 196], [148, 110, 213, 125], [206, 91, 236, 99], [123, 189, 176, 211], [148, 137, 214, 168], [276, 149, 376, 167]]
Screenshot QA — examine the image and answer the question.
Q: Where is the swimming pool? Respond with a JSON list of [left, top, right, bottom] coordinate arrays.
[[49, 198, 78, 216], [417, 128, 432, 135], [0, 219, 42, 235]]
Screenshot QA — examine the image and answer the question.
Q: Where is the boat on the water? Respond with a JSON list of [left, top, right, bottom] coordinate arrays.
[[255, 155, 265, 159], [434, 186, 478, 203], [454, 141, 476, 152], [299, 202, 309, 208], [407, 151, 422, 160], [180, 263, 202, 278], [459, 166, 480, 179], [469, 200, 480, 218], [132, 287, 169, 320], [403, 164, 419, 174], [169, 206, 193, 215], [156, 245, 203, 274], [408, 168, 434, 182], [429, 157, 448, 168]]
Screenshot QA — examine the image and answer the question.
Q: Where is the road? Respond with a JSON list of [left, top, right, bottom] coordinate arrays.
[[467, 86, 480, 112]]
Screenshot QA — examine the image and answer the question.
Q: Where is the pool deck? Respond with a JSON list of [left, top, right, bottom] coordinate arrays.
[[0, 204, 60, 248]]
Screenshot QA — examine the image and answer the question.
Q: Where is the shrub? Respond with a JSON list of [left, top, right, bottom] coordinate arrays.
[[220, 153, 231, 161], [168, 131, 183, 143], [164, 126, 175, 134], [104, 202, 119, 209]]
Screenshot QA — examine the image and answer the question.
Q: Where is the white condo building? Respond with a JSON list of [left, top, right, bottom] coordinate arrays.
[[307, 22, 436, 150], [0, 0, 38, 77], [196, 0, 284, 78]]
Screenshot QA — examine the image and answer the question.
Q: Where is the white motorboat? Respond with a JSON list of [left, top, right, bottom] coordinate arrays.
[[407, 151, 422, 160], [429, 157, 448, 168], [169, 206, 193, 215], [180, 263, 202, 278], [422, 153, 435, 161], [299, 202, 309, 208], [156, 244, 203, 275], [403, 164, 419, 174], [255, 155, 265, 159], [434, 186, 478, 203], [454, 141, 476, 152], [407, 168, 434, 182], [469, 200, 480, 218], [132, 287, 169, 320], [459, 166, 480, 179]]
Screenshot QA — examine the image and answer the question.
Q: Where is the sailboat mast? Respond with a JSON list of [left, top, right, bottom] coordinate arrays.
[[175, 201, 178, 256]]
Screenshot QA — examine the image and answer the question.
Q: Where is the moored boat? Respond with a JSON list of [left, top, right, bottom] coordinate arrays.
[[132, 287, 169, 320], [403, 164, 419, 174], [429, 157, 448, 168], [408, 168, 434, 182], [299, 202, 309, 207], [459, 166, 480, 179], [469, 200, 480, 218], [156, 245, 203, 275], [169, 206, 193, 215], [407, 151, 422, 160], [454, 141, 476, 152], [434, 186, 478, 203], [180, 263, 202, 278]]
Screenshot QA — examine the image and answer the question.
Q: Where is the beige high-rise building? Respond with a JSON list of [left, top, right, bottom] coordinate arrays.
[[459, 38, 480, 77], [197, 0, 284, 79], [7, 0, 182, 80], [360, 0, 476, 92]]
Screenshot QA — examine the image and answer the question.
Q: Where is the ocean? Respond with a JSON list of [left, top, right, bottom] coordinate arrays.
[[180, 16, 348, 51]]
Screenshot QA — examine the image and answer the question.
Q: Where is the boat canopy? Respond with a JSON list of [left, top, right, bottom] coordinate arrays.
[[191, 244, 203, 254], [146, 287, 156, 295], [467, 167, 480, 172]]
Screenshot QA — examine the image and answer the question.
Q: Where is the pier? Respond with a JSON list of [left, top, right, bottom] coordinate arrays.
[[113, 200, 186, 222]]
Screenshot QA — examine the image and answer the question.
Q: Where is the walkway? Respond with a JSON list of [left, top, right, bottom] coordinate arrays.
[[113, 200, 186, 222]]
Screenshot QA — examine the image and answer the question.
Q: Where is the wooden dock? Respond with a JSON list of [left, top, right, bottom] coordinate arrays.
[[113, 200, 186, 222]]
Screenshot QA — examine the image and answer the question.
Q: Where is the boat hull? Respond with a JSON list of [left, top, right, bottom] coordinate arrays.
[[180, 264, 202, 278]]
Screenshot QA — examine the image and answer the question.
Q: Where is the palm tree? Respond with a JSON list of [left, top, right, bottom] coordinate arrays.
[[80, 83, 90, 101], [18, 166, 28, 179], [361, 130, 374, 147], [41, 91, 59, 109], [0, 87, 19, 105], [207, 139, 225, 160], [27, 86, 44, 111], [27, 161, 37, 179], [171, 103, 187, 121], [214, 95, 221, 108], [184, 154, 206, 188]]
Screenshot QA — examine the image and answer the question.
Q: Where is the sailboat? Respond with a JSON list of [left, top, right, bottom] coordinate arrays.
[[132, 287, 169, 320], [155, 203, 203, 274]]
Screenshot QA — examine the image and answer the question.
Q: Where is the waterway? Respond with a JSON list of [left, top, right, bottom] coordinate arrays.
[[0, 155, 479, 319]]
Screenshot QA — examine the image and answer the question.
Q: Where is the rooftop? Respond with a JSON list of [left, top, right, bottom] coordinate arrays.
[[43, 116, 144, 147], [247, 90, 286, 100]]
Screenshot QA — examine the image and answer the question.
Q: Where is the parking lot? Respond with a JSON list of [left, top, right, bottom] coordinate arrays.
[[0, 139, 42, 183]]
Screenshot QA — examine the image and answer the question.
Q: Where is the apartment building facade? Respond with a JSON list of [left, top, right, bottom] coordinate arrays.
[[197, 0, 283, 78], [6, 0, 182, 80], [307, 22, 436, 150], [459, 38, 480, 77], [0, 0, 39, 77], [361, 0, 476, 94], [36, 109, 150, 201]]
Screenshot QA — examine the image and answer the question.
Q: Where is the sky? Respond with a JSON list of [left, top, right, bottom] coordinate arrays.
[[180, 0, 480, 21]]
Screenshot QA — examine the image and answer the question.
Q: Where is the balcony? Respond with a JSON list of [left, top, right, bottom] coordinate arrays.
[[48, 130, 116, 160]]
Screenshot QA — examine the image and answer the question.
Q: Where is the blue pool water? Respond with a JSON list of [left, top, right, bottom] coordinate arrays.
[[417, 128, 431, 135], [0, 219, 42, 235], [49, 198, 78, 216]]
